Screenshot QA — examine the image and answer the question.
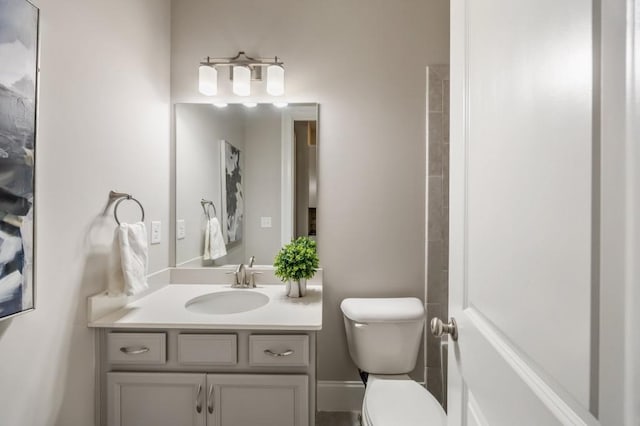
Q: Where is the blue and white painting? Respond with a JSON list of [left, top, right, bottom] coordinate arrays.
[[220, 140, 243, 244], [0, 0, 38, 319]]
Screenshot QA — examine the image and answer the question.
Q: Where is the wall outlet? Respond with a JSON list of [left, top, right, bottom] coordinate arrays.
[[151, 221, 161, 244], [176, 220, 186, 240], [260, 217, 272, 228]]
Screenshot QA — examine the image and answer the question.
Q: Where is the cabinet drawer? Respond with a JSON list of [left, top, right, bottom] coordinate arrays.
[[107, 333, 166, 365], [178, 334, 237, 365], [249, 335, 309, 367]]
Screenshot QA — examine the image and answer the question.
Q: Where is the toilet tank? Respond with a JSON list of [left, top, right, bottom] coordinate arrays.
[[340, 298, 425, 374]]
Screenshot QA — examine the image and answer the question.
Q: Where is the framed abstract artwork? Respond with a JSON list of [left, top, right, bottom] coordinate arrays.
[[0, 0, 39, 320], [220, 140, 243, 244]]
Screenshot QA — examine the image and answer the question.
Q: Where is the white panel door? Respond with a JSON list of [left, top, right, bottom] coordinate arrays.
[[447, 0, 601, 424], [107, 372, 206, 426], [207, 374, 309, 426]]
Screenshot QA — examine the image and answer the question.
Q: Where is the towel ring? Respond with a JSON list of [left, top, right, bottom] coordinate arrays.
[[113, 196, 145, 225], [201, 199, 217, 220]]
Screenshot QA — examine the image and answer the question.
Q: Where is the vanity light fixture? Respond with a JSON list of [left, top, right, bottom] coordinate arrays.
[[273, 101, 289, 108], [233, 65, 251, 96], [199, 65, 218, 96], [199, 51, 285, 97], [266, 64, 285, 96], [243, 102, 258, 108], [213, 102, 228, 108]]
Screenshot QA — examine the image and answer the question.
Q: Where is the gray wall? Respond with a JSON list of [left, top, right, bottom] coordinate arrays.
[[175, 104, 246, 265], [0, 0, 171, 424], [171, 0, 449, 381]]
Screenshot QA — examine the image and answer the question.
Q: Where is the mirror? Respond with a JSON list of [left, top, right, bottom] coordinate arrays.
[[174, 103, 318, 267]]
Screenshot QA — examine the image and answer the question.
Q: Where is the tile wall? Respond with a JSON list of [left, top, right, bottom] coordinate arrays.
[[426, 65, 450, 407]]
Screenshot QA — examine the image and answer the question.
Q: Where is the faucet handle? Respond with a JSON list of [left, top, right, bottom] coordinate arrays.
[[248, 271, 263, 288], [225, 271, 240, 286]]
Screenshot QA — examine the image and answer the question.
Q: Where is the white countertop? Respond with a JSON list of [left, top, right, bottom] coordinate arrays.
[[88, 284, 323, 331]]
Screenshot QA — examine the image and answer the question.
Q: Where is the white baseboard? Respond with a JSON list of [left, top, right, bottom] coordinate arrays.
[[317, 381, 365, 412]]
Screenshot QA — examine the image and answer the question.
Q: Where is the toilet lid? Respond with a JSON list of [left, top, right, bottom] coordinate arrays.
[[363, 377, 446, 426], [341, 298, 425, 323]]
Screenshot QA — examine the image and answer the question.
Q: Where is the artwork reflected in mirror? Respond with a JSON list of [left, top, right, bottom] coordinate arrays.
[[175, 103, 318, 268], [0, 0, 39, 320], [221, 140, 243, 244]]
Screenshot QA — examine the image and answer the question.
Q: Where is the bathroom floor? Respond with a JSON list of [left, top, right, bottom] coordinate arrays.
[[316, 411, 361, 426]]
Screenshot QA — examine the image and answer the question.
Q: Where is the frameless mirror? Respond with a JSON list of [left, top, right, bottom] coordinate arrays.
[[174, 103, 318, 267]]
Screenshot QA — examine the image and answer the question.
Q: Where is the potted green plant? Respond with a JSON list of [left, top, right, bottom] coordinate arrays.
[[273, 237, 319, 297]]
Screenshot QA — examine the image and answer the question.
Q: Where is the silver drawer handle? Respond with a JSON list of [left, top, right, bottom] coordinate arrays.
[[264, 349, 294, 357], [119, 346, 150, 355]]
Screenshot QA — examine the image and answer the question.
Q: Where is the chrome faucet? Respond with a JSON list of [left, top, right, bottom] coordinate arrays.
[[235, 263, 246, 287], [227, 263, 246, 288], [228, 260, 261, 288], [245, 256, 261, 287]]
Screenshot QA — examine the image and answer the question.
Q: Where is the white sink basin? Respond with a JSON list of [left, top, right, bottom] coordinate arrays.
[[185, 290, 270, 315]]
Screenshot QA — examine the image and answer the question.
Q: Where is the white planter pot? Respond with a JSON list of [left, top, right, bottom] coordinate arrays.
[[285, 278, 307, 298]]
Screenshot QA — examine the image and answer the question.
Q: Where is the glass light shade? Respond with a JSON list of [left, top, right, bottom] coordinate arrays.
[[198, 65, 217, 96], [243, 102, 257, 108], [273, 101, 288, 108], [213, 103, 228, 108], [232, 66, 251, 96], [266, 64, 285, 96]]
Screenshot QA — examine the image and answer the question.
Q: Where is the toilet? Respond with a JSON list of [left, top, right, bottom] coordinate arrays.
[[340, 297, 446, 426]]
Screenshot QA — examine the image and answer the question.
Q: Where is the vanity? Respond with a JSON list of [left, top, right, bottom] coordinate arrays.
[[89, 102, 321, 425], [89, 269, 322, 426]]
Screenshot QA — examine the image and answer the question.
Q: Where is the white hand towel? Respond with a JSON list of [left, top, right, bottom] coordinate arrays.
[[118, 222, 149, 295], [107, 222, 149, 296], [203, 219, 211, 260], [203, 217, 227, 260], [107, 227, 125, 296]]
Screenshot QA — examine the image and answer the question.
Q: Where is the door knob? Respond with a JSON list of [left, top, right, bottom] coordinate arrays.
[[430, 317, 458, 341]]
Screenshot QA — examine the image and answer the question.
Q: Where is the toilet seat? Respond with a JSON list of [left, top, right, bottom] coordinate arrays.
[[362, 375, 446, 426]]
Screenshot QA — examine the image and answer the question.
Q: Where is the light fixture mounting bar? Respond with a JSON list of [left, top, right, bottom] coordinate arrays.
[[200, 51, 283, 68]]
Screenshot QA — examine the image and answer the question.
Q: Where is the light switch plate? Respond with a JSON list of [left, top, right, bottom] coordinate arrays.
[[151, 221, 161, 244], [176, 220, 186, 240], [260, 217, 272, 228]]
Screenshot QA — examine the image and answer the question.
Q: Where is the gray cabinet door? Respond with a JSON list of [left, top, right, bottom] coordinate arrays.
[[107, 372, 206, 426], [206, 374, 308, 426]]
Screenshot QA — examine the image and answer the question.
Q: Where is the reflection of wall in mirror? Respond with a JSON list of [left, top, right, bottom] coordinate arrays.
[[175, 104, 245, 267], [243, 107, 282, 264], [176, 104, 285, 267]]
